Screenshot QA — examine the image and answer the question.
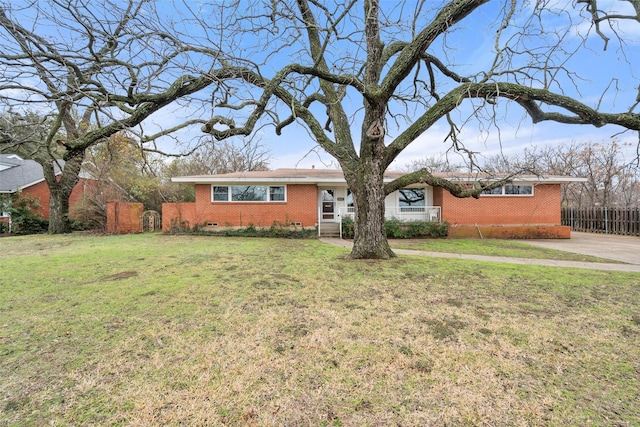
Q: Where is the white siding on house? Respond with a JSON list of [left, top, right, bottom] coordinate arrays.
[[335, 185, 439, 222]]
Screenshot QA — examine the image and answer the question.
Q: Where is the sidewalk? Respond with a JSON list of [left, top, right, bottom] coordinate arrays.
[[320, 238, 640, 273]]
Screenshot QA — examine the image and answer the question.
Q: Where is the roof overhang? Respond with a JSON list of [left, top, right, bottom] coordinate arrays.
[[171, 176, 349, 184], [443, 176, 588, 184], [171, 171, 588, 186]]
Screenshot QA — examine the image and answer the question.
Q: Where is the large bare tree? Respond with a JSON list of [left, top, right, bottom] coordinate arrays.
[[2, 1, 640, 257], [0, 0, 218, 233], [189, 0, 640, 258]]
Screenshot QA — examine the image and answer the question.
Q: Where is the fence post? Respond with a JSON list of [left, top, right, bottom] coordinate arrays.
[[604, 207, 608, 234]]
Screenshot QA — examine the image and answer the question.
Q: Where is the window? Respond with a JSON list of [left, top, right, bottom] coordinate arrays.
[[269, 186, 285, 201], [232, 185, 267, 201], [213, 186, 229, 201], [346, 189, 354, 208], [481, 186, 503, 195], [212, 185, 286, 202], [505, 184, 533, 195], [399, 188, 425, 206], [481, 184, 533, 196]]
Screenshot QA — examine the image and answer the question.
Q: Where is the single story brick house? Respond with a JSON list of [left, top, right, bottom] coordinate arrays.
[[0, 154, 95, 227], [163, 168, 585, 238]]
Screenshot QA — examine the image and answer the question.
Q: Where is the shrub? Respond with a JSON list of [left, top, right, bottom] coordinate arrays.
[[341, 217, 448, 239], [425, 221, 449, 238], [69, 198, 107, 232], [385, 218, 407, 238], [168, 218, 192, 233], [401, 220, 449, 238], [167, 220, 317, 239], [8, 195, 48, 235], [341, 216, 355, 239]]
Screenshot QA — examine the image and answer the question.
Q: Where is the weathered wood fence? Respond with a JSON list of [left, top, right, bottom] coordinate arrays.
[[561, 207, 640, 236]]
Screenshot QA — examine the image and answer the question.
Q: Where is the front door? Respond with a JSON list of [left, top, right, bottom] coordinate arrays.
[[320, 188, 335, 221]]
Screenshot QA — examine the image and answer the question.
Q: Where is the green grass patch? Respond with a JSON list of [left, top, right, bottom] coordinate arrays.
[[389, 238, 620, 263], [1, 233, 639, 425]]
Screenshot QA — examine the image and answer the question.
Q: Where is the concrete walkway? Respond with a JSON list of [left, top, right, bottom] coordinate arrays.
[[320, 233, 640, 273]]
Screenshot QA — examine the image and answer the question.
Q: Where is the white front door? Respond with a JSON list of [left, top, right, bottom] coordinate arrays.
[[320, 188, 336, 221]]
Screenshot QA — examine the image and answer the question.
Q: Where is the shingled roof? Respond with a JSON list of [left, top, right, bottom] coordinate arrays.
[[0, 154, 51, 193]]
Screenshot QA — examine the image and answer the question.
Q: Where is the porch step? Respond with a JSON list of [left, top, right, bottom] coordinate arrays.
[[319, 222, 341, 238]]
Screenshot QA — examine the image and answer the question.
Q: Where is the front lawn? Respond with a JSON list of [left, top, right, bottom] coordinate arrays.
[[1, 234, 638, 425]]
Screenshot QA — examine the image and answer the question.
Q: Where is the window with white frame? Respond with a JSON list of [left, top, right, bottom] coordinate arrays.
[[346, 189, 354, 207], [399, 188, 425, 211], [269, 186, 285, 201], [212, 185, 286, 202], [481, 184, 533, 196], [212, 186, 229, 201], [0, 196, 11, 217]]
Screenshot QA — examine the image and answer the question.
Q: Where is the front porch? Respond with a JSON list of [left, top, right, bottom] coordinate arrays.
[[318, 206, 442, 238], [337, 206, 442, 222]]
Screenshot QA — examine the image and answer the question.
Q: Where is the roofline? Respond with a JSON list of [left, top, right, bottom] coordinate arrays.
[[0, 177, 47, 193], [171, 175, 588, 185], [171, 176, 347, 184], [448, 176, 588, 184]]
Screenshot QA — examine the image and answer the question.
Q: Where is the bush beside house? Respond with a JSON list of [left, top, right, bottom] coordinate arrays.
[[341, 217, 449, 239]]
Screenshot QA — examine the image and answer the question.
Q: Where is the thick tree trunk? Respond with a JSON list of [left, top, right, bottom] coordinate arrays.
[[346, 160, 395, 260], [48, 185, 73, 233], [46, 150, 84, 234]]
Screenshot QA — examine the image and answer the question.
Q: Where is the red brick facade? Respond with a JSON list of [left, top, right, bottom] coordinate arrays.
[[436, 184, 561, 226], [434, 184, 569, 238], [162, 181, 570, 238], [107, 202, 144, 234], [162, 184, 318, 231], [161, 202, 196, 230], [19, 178, 95, 220]]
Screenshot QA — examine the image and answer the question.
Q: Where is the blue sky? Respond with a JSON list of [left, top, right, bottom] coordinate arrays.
[[2, 0, 638, 171], [135, 0, 640, 171]]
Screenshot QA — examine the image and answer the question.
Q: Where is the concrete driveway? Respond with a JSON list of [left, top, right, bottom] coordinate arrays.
[[523, 232, 640, 265], [322, 232, 640, 272]]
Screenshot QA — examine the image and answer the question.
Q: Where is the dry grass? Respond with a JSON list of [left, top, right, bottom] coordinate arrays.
[[1, 233, 639, 426]]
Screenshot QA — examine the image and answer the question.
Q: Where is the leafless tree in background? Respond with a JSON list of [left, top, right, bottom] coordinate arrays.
[[0, 0, 218, 232], [167, 140, 270, 176], [482, 141, 640, 208]]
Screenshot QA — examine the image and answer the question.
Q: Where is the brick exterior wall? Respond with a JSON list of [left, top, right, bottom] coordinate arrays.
[[436, 184, 561, 226], [161, 202, 197, 231], [161, 181, 569, 238], [447, 225, 571, 239], [435, 184, 570, 238], [20, 178, 95, 219], [107, 202, 144, 234], [162, 184, 318, 231]]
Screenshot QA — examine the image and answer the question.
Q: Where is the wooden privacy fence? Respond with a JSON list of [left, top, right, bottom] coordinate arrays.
[[561, 207, 640, 236]]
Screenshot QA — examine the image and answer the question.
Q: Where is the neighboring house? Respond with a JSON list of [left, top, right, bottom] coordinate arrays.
[[0, 154, 95, 226], [163, 168, 586, 238]]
